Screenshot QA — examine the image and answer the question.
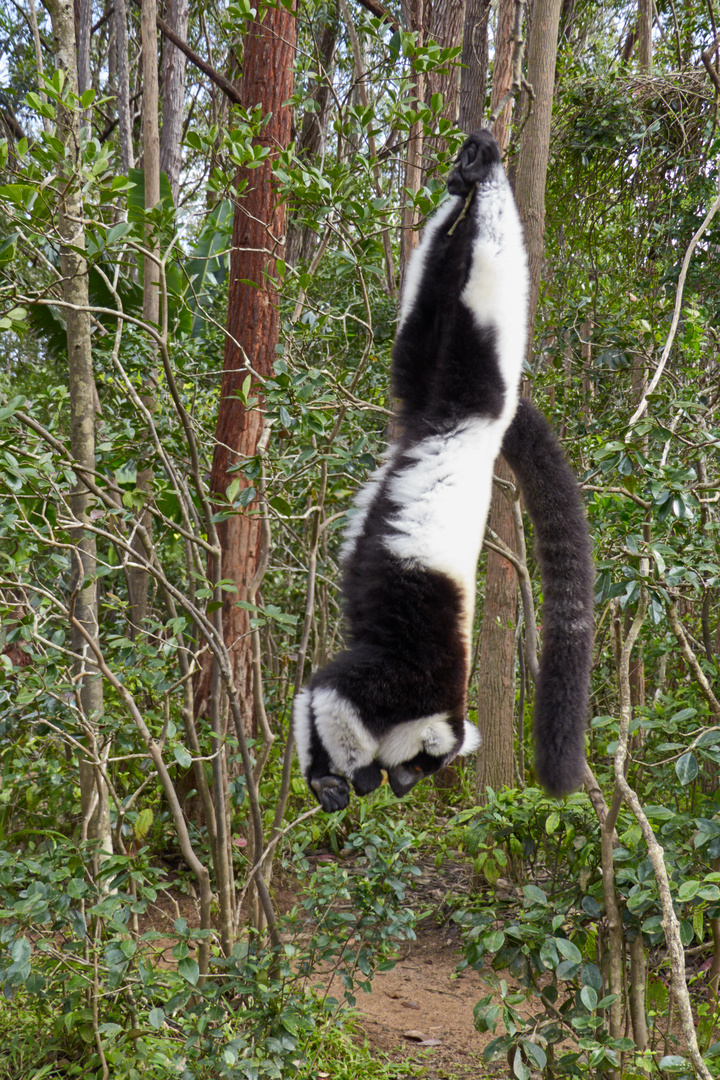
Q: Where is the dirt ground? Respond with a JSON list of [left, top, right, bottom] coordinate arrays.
[[294, 848, 515, 1079], [339, 918, 503, 1079], [146, 855, 510, 1078]]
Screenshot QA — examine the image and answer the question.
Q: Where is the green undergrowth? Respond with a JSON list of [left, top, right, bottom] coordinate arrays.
[[0, 808, 421, 1080]]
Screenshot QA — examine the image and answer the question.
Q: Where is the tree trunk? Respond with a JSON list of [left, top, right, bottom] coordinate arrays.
[[46, 0, 112, 870], [126, 0, 160, 636], [400, 0, 425, 275], [141, 0, 160, 321], [195, 5, 296, 737], [513, 0, 563, 352], [423, 0, 466, 179], [159, 0, 189, 202], [77, 0, 91, 97], [459, 0, 491, 131], [472, 0, 520, 800], [115, 0, 135, 172], [489, 0, 517, 147], [637, 0, 652, 70], [285, 15, 337, 266], [475, 466, 519, 798], [29, 0, 53, 134]]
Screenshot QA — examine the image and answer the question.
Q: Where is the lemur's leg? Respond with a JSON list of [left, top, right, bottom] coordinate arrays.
[[390, 194, 464, 421]]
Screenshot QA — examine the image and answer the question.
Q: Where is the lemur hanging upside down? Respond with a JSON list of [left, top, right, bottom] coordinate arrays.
[[293, 130, 594, 812]]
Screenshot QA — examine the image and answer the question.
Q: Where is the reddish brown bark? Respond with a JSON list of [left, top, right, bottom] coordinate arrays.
[[474, 459, 518, 797], [514, 0, 563, 357], [489, 0, 516, 148], [423, 0, 466, 178], [400, 0, 425, 275], [195, 7, 296, 733], [459, 0, 491, 132]]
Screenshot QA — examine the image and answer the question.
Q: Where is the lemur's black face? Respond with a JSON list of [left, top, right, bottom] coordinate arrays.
[[385, 751, 445, 797], [447, 130, 502, 196]]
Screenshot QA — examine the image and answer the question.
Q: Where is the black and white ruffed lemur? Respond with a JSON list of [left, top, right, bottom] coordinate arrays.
[[293, 130, 595, 812]]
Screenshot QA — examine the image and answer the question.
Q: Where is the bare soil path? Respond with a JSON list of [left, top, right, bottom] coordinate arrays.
[[347, 919, 501, 1078]]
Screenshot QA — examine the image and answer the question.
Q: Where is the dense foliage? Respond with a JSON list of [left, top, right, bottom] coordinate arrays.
[[0, 0, 718, 1076]]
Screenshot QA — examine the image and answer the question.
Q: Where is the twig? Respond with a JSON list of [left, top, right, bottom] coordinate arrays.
[[487, 0, 530, 127], [701, 31, 720, 95], [628, 177, 720, 427], [610, 592, 712, 1079], [667, 600, 720, 718]]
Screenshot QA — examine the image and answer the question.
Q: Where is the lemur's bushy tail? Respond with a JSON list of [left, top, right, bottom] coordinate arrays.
[[501, 399, 594, 796]]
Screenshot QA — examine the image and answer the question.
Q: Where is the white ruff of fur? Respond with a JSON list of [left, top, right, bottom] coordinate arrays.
[[384, 419, 499, 649], [311, 686, 378, 777], [340, 449, 397, 567], [377, 713, 455, 766], [292, 688, 314, 776]]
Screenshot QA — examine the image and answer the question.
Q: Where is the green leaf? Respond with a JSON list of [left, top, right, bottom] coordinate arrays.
[[269, 495, 292, 516], [135, 808, 153, 840], [178, 957, 199, 985], [119, 938, 136, 959], [580, 986, 598, 1011], [148, 1007, 165, 1029], [174, 746, 192, 769], [671, 708, 698, 724], [545, 810, 560, 835], [511, 1046, 530, 1080], [658, 1056, 690, 1072], [484, 930, 505, 952], [581, 896, 601, 917], [522, 1039, 547, 1070], [676, 752, 699, 785], [522, 884, 547, 905], [555, 938, 582, 964], [11, 938, 31, 964], [677, 880, 699, 901], [106, 222, 134, 246], [581, 961, 602, 990]]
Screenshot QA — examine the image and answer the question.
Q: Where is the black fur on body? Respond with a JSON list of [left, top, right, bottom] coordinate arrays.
[[293, 131, 594, 812]]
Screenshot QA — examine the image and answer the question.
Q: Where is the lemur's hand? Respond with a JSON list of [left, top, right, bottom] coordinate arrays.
[[310, 774, 350, 813]]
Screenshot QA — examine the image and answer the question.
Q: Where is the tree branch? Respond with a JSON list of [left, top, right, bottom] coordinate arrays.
[[130, 0, 244, 106]]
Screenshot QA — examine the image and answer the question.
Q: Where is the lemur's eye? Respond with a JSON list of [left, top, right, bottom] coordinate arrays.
[[412, 765, 423, 773]]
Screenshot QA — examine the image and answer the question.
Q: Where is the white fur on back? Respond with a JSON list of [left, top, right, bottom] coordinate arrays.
[[384, 418, 502, 647], [384, 164, 528, 650], [377, 713, 457, 766], [311, 686, 378, 777]]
